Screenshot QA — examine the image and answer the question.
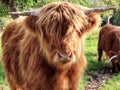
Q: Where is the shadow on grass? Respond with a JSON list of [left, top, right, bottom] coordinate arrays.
[[85, 51, 109, 72]]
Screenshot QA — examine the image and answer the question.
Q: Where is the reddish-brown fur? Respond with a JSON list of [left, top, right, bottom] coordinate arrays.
[[98, 24, 120, 71], [2, 2, 101, 90]]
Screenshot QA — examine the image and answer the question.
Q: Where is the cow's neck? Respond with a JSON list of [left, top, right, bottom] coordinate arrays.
[[39, 59, 70, 90]]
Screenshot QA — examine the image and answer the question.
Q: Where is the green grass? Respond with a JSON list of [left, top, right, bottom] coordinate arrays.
[[0, 40, 2, 54], [85, 30, 108, 71], [100, 75, 120, 90], [0, 62, 6, 84], [0, 39, 7, 85], [0, 30, 120, 90], [79, 30, 120, 90]]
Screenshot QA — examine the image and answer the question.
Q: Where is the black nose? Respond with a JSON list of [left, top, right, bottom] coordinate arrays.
[[57, 52, 72, 63]]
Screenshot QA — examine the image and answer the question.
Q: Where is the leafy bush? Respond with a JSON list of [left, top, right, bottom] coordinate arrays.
[[0, 3, 8, 17], [112, 9, 120, 26]]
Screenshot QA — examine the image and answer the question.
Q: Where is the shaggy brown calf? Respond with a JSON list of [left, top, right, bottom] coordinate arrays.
[[98, 24, 120, 71], [2, 2, 114, 90]]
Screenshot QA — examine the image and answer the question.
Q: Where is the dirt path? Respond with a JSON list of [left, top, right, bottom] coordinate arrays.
[[84, 66, 119, 90]]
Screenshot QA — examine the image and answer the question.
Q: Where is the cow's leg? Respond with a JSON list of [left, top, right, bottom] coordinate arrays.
[[111, 62, 117, 73], [68, 66, 79, 90], [69, 58, 87, 90], [98, 48, 103, 62], [112, 61, 120, 73], [117, 62, 120, 71], [6, 74, 22, 90]]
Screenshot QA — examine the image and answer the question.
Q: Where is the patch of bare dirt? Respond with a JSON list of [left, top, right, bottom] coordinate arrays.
[[84, 66, 119, 90]]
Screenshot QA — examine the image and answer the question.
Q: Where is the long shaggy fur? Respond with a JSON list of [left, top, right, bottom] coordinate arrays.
[[2, 2, 101, 90], [98, 24, 120, 71]]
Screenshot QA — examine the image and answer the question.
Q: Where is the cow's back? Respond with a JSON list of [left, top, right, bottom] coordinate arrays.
[[98, 24, 120, 62], [106, 27, 120, 52], [99, 24, 120, 52]]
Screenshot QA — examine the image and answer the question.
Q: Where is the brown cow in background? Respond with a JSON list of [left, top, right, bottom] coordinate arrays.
[[98, 24, 120, 72], [2, 2, 114, 90]]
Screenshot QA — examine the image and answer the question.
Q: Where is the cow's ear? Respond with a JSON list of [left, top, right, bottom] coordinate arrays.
[[85, 12, 101, 33], [24, 16, 38, 35], [83, 6, 114, 33], [77, 12, 101, 35]]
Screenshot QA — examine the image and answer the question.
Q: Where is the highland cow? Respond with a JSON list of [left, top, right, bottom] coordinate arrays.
[[2, 2, 114, 90], [98, 24, 120, 72]]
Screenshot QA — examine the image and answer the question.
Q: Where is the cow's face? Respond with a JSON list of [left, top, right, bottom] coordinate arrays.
[[40, 24, 83, 67], [109, 51, 120, 72], [24, 2, 101, 68], [37, 7, 85, 67]]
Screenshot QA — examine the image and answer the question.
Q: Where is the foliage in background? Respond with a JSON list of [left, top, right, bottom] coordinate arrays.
[[0, 0, 91, 30], [0, 3, 8, 17], [1, 0, 120, 26], [0, 0, 91, 11], [17, 0, 91, 10], [91, 0, 120, 25], [112, 9, 120, 26], [0, 0, 19, 19]]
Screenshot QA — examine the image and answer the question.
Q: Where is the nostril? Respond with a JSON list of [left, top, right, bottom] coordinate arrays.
[[57, 52, 72, 59], [68, 52, 72, 58], [57, 52, 73, 63], [58, 53, 63, 58]]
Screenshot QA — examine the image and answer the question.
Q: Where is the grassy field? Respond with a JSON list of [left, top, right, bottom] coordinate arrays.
[[0, 30, 120, 90], [79, 30, 120, 90]]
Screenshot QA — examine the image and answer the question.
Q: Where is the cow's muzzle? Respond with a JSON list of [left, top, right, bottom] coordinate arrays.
[[57, 52, 72, 63]]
